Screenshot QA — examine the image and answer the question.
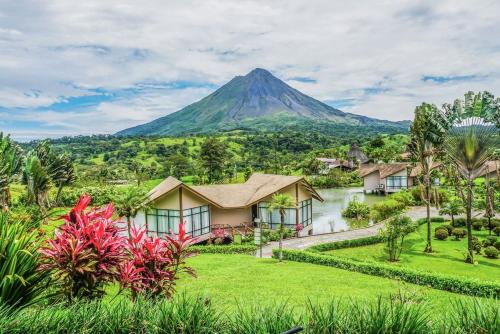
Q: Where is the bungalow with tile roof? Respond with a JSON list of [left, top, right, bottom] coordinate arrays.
[[133, 173, 323, 241], [359, 162, 443, 194]]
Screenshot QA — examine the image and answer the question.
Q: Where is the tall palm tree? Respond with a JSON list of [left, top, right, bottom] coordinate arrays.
[[0, 133, 22, 211], [442, 91, 499, 263], [22, 153, 52, 213], [50, 153, 76, 205], [268, 193, 296, 262], [409, 103, 448, 253], [114, 187, 150, 238]]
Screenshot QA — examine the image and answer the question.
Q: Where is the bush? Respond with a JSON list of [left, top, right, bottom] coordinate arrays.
[[388, 189, 414, 206], [472, 237, 482, 254], [0, 214, 50, 310], [451, 228, 467, 240], [342, 196, 370, 220], [494, 226, 500, 236], [483, 236, 498, 248], [484, 246, 499, 259], [370, 199, 406, 222], [435, 229, 449, 240], [58, 186, 120, 207], [434, 225, 447, 233], [452, 218, 466, 227], [307, 235, 386, 253], [430, 216, 445, 223], [494, 241, 500, 251], [442, 224, 454, 235], [274, 249, 500, 297], [190, 244, 257, 254], [472, 221, 483, 231]]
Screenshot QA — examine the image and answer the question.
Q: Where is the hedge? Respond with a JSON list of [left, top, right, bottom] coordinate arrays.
[[273, 249, 500, 298], [191, 244, 257, 254], [307, 235, 385, 253]]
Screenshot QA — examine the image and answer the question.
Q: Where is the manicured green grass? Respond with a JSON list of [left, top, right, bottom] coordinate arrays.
[[326, 222, 500, 282], [174, 254, 472, 310]]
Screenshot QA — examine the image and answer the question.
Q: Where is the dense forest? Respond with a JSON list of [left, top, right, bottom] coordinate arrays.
[[19, 129, 410, 186]]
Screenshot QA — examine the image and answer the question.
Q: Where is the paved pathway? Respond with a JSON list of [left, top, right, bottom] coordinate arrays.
[[258, 206, 440, 258]]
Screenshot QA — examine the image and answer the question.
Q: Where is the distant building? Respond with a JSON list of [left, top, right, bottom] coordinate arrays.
[[347, 144, 369, 164], [316, 158, 353, 174], [359, 162, 441, 194]]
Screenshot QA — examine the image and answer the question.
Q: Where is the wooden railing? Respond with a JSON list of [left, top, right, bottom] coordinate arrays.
[[212, 223, 254, 236]]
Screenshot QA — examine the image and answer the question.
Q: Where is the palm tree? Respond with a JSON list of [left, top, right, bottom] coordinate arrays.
[[442, 91, 499, 263], [114, 187, 150, 238], [0, 133, 22, 211], [409, 103, 448, 253], [439, 198, 464, 226], [50, 153, 76, 205], [268, 193, 296, 262], [484, 176, 495, 235], [22, 153, 52, 213]]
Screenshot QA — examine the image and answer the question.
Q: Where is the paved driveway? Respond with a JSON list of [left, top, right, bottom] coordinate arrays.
[[258, 206, 444, 258]]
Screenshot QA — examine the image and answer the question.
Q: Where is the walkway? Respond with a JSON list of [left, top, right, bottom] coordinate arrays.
[[258, 206, 440, 258]]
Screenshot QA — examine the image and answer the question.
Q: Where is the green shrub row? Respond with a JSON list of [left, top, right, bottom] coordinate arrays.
[[1, 294, 498, 334], [273, 249, 500, 298], [307, 235, 385, 253], [191, 244, 257, 254]]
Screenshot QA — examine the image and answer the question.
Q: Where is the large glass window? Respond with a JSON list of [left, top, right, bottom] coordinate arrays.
[[146, 209, 180, 237], [183, 205, 210, 237], [147, 205, 210, 237], [299, 199, 312, 227], [258, 199, 313, 230], [386, 176, 407, 190]]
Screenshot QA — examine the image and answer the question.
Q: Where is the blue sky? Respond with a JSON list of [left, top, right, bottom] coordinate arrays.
[[1, 1, 500, 140]]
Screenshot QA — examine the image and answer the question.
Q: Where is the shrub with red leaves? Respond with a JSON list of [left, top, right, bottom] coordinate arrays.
[[39, 195, 127, 300], [120, 223, 197, 298], [40, 194, 198, 301]]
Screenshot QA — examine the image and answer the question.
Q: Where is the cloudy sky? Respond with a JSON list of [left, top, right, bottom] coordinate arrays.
[[1, 1, 500, 140]]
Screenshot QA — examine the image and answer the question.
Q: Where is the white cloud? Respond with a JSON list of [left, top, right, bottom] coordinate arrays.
[[1, 0, 500, 137]]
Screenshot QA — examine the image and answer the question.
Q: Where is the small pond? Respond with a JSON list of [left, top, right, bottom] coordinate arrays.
[[311, 187, 385, 235]]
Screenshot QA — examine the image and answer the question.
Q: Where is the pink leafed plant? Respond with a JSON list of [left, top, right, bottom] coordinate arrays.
[[120, 223, 198, 298], [39, 194, 127, 300], [40, 194, 198, 301], [295, 223, 304, 232]]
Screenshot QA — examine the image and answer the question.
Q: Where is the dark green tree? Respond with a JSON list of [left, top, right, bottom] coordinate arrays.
[[200, 137, 228, 183]]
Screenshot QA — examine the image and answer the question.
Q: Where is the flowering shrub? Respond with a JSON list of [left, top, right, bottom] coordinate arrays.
[[209, 227, 231, 244], [39, 195, 126, 300], [120, 224, 197, 298], [295, 223, 304, 232], [40, 195, 197, 301]]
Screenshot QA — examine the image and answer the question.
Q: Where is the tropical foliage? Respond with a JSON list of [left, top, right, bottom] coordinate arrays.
[[442, 91, 499, 263], [0, 133, 22, 211], [409, 103, 448, 253], [0, 213, 50, 309], [379, 215, 416, 262], [268, 193, 296, 262]]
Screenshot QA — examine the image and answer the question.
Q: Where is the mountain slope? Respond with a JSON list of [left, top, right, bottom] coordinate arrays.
[[117, 68, 408, 136]]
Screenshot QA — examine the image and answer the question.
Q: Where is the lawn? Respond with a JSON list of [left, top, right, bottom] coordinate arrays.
[[325, 222, 500, 282], [172, 253, 474, 311]]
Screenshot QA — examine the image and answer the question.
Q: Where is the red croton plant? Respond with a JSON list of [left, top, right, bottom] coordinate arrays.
[[39, 195, 197, 301]]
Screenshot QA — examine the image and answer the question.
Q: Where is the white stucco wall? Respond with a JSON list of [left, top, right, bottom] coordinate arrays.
[[363, 171, 380, 193]]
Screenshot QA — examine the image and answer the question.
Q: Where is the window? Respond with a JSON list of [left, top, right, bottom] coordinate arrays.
[[146, 209, 180, 237], [258, 199, 313, 230], [147, 205, 210, 237], [299, 199, 312, 227], [386, 176, 407, 190], [183, 205, 210, 237]]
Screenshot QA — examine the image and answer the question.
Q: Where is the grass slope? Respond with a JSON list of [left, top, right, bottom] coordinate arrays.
[[175, 254, 472, 310], [326, 222, 499, 282]]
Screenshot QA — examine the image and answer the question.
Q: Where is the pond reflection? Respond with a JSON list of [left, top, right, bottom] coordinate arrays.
[[312, 187, 385, 235]]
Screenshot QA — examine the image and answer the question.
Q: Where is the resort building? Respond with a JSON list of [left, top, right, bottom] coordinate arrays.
[[359, 161, 443, 194], [133, 173, 323, 241]]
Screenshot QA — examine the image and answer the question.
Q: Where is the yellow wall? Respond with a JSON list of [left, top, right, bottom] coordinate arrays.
[[182, 188, 209, 208], [261, 182, 312, 203], [211, 207, 253, 227], [152, 189, 180, 210]]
